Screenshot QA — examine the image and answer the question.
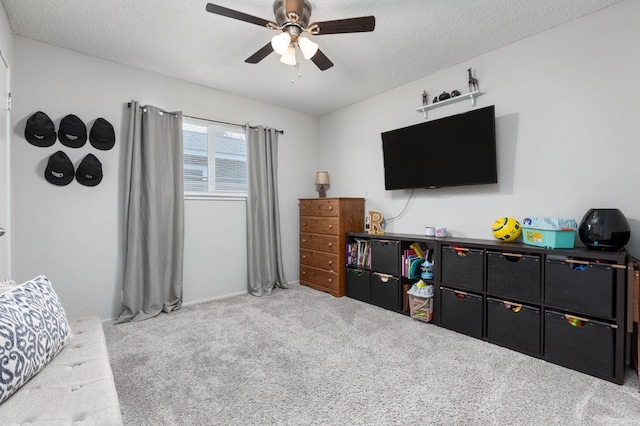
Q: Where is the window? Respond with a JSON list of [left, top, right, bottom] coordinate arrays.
[[183, 117, 247, 197]]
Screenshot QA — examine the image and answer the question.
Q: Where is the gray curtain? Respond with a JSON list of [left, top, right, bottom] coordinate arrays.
[[246, 125, 288, 296], [116, 101, 184, 323]]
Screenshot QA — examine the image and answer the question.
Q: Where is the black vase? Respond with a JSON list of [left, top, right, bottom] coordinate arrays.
[[578, 208, 630, 251]]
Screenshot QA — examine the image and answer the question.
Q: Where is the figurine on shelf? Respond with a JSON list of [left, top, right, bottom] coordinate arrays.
[[468, 68, 479, 92], [432, 96, 439, 103], [422, 90, 428, 106], [438, 91, 451, 101], [421, 259, 434, 280], [451, 90, 461, 97]]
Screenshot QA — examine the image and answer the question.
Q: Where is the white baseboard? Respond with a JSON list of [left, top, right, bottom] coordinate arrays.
[[103, 283, 301, 323], [182, 291, 248, 307]]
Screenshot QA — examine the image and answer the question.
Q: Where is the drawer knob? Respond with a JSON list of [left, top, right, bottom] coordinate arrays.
[[302, 206, 306, 211], [328, 224, 333, 229], [302, 222, 307, 227], [302, 255, 306, 259], [302, 239, 306, 243], [329, 206, 334, 211], [328, 243, 333, 247], [302, 271, 306, 276], [328, 278, 333, 283], [328, 261, 333, 266]]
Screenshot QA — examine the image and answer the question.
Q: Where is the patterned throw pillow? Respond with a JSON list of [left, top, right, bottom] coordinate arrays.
[[0, 275, 71, 404], [0, 280, 17, 294]]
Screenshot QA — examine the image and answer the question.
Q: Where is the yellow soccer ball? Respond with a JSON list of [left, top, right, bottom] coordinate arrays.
[[492, 217, 522, 241]]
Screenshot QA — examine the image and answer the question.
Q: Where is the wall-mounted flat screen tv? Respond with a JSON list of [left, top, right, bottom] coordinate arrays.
[[381, 105, 497, 190]]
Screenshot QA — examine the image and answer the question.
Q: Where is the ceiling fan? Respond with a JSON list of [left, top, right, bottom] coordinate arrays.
[[205, 0, 375, 71]]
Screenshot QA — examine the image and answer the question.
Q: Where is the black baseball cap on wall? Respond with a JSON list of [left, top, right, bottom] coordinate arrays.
[[25, 111, 56, 147], [58, 114, 87, 148], [89, 118, 115, 150], [44, 151, 74, 186], [75, 154, 103, 187]]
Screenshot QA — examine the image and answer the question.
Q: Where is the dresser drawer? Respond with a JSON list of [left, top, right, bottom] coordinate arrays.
[[300, 264, 338, 291], [300, 249, 339, 271], [300, 233, 339, 254], [300, 216, 339, 235], [300, 199, 340, 217]]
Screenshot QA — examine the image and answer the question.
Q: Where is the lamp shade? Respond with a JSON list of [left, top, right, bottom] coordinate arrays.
[[315, 171, 330, 185], [280, 45, 297, 65], [298, 36, 319, 60], [271, 32, 291, 55]]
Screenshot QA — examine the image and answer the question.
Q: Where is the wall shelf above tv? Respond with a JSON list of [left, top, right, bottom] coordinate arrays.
[[416, 90, 485, 118]]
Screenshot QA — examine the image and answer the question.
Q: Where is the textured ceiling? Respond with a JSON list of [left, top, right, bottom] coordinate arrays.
[[1, 0, 622, 116]]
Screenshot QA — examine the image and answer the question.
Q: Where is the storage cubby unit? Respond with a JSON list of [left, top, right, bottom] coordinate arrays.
[[345, 233, 628, 384], [345, 233, 437, 315], [436, 237, 628, 384]]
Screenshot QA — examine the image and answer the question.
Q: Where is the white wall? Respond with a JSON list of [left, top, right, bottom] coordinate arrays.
[[11, 37, 319, 320], [319, 0, 640, 257]]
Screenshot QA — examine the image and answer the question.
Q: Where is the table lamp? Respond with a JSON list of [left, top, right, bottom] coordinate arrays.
[[315, 171, 330, 198]]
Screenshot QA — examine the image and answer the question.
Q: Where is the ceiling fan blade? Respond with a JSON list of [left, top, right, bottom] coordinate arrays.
[[309, 16, 376, 35], [310, 49, 334, 71], [206, 3, 275, 28], [245, 43, 274, 64]]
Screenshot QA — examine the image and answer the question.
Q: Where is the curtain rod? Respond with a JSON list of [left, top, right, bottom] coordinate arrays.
[[126, 102, 283, 135], [184, 114, 284, 135]]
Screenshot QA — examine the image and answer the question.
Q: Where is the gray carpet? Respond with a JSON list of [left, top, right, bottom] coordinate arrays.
[[104, 284, 640, 425]]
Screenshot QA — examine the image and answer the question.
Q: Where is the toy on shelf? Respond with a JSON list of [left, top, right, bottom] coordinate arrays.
[[492, 217, 522, 241], [367, 210, 384, 235], [468, 68, 479, 92]]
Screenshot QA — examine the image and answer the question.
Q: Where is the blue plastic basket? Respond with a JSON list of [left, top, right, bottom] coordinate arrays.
[[522, 227, 576, 249]]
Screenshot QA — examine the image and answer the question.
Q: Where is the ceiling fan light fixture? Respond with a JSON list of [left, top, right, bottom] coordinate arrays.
[[279, 45, 297, 65], [271, 32, 291, 55], [206, 2, 375, 71], [298, 36, 318, 60]]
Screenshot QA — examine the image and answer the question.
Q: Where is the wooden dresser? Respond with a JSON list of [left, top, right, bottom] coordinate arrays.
[[299, 197, 364, 297]]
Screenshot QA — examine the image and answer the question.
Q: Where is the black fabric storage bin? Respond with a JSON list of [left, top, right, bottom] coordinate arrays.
[[487, 252, 541, 303], [545, 259, 615, 319], [486, 297, 540, 355], [440, 287, 483, 338], [371, 273, 400, 311], [371, 240, 400, 275], [441, 246, 484, 292], [544, 310, 615, 379], [346, 268, 371, 303]]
